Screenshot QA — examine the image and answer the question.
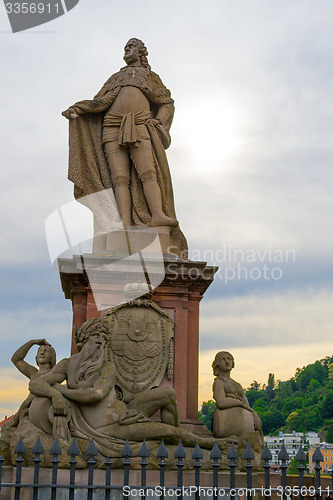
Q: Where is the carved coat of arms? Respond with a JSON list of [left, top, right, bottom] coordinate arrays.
[[104, 299, 174, 402]]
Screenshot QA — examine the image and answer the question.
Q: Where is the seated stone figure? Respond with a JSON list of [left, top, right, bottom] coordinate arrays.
[[211, 351, 262, 438], [28, 318, 221, 457], [5, 339, 56, 429]]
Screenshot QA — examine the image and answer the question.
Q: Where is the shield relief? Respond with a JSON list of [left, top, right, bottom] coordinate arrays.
[[104, 298, 174, 403]]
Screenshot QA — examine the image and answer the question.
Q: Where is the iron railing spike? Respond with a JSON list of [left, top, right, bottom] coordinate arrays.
[[50, 438, 62, 456], [32, 435, 44, 455], [243, 441, 255, 460], [157, 439, 169, 459], [138, 439, 150, 458], [121, 440, 133, 458], [295, 445, 307, 462], [174, 440, 186, 459], [278, 442, 290, 461], [14, 436, 26, 455], [67, 436, 80, 456], [227, 441, 238, 460], [86, 438, 98, 457], [261, 443, 272, 461], [312, 446, 324, 462], [210, 441, 222, 460], [192, 441, 203, 460]]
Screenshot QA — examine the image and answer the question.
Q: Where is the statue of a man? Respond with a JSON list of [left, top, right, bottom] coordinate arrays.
[[62, 38, 186, 254]]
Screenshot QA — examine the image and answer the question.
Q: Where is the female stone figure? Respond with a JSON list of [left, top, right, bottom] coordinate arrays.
[[212, 351, 262, 438]]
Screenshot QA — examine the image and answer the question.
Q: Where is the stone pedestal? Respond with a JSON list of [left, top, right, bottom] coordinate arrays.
[[58, 254, 217, 422]]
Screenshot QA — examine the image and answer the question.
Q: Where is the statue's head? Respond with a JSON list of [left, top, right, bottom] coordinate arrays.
[[212, 351, 235, 375], [124, 38, 150, 69], [35, 344, 56, 369], [74, 317, 108, 352]]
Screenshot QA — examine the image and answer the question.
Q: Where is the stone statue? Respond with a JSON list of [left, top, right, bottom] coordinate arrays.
[[62, 38, 187, 255], [8, 339, 56, 428], [21, 319, 228, 463], [211, 351, 263, 438]]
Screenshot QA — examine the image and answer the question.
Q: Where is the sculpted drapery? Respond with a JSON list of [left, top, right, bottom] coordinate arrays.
[[65, 50, 188, 256]]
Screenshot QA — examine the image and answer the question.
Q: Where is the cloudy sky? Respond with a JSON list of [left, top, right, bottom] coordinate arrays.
[[0, 0, 332, 421]]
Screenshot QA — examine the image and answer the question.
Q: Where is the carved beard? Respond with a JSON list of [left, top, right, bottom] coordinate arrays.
[[74, 341, 104, 385]]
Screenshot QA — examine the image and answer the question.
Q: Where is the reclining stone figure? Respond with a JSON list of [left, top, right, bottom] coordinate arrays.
[[28, 318, 223, 457]]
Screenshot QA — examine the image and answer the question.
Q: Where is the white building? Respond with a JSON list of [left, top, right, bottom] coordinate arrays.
[[264, 431, 320, 466]]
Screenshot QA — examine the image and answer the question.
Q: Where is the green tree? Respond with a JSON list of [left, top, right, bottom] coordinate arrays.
[[260, 409, 285, 434], [328, 364, 333, 381], [326, 424, 333, 443], [266, 373, 276, 402], [198, 400, 216, 431], [249, 381, 261, 391], [288, 458, 300, 475], [321, 393, 333, 419]]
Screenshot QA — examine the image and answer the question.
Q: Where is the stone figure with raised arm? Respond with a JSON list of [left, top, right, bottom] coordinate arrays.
[[62, 38, 187, 255], [9, 339, 56, 427], [28, 318, 222, 456], [211, 351, 262, 438]]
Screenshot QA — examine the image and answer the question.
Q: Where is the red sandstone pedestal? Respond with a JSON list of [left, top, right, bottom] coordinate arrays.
[[58, 254, 217, 426]]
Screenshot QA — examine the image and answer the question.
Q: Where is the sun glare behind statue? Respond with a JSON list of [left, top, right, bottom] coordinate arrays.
[[175, 98, 247, 174]]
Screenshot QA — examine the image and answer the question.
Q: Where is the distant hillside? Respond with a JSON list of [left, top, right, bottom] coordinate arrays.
[[198, 356, 333, 440]]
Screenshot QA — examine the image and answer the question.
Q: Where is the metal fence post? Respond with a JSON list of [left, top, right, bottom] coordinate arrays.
[[14, 436, 26, 500], [243, 442, 254, 500], [295, 445, 306, 493], [121, 440, 133, 494], [104, 455, 112, 500], [312, 447, 324, 500], [157, 440, 168, 500], [227, 442, 238, 500], [32, 436, 44, 500], [175, 440, 186, 500], [50, 438, 61, 500], [0, 454, 5, 496], [261, 443, 272, 500], [86, 439, 98, 500], [278, 443, 289, 500], [139, 440, 150, 500], [192, 442, 203, 500], [210, 441, 222, 500], [67, 437, 80, 500]]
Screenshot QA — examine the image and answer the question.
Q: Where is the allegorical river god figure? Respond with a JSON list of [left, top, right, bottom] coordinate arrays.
[[62, 38, 187, 255], [27, 319, 224, 457], [211, 351, 262, 438]]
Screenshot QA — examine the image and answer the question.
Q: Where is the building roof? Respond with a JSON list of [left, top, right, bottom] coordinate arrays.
[[0, 415, 14, 428]]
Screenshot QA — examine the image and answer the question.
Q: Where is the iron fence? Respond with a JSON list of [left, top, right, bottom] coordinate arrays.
[[0, 436, 332, 499]]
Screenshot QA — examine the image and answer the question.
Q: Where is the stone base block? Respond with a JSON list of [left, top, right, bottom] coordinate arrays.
[[212, 408, 255, 438]]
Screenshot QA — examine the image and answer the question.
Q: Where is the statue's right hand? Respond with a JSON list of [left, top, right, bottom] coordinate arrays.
[[34, 339, 50, 346], [62, 107, 78, 120], [52, 394, 67, 416]]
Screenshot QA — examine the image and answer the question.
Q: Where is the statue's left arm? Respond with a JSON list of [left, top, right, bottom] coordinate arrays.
[[147, 72, 175, 133], [54, 362, 116, 405]]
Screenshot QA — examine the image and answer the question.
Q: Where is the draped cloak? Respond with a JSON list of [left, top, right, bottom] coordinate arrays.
[[66, 65, 188, 256]]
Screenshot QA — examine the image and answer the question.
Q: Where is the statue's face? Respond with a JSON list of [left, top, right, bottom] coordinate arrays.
[[124, 39, 140, 65], [212, 352, 234, 374], [36, 345, 53, 366], [86, 330, 107, 349]]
